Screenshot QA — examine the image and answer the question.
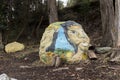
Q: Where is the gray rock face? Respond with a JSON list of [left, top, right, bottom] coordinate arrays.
[[0, 73, 17, 80]]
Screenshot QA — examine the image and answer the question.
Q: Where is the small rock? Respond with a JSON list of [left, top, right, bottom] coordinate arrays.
[[95, 47, 112, 54], [0, 73, 17, 80], [5, 42, 25, 53]]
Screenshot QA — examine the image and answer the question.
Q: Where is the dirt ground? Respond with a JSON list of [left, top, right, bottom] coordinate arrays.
[[0, 40, 120, 80], [0, 48, 120, 80]]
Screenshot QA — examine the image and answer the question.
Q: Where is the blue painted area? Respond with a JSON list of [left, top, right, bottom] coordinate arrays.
[[55, 27, 75, 52]]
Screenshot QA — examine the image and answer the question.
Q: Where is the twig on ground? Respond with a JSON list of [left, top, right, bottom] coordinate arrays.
[[52, 67, 69, 72], [75, 67, 83, 71]]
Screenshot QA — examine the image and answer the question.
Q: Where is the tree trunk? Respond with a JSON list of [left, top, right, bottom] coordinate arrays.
[[0, 32, 4, 50], [48, 0, 58, 23], [110, 0, 120, 62], [100, 0, 115, 47], [100, 0, 120, 62], [114, 0, 120, 48]]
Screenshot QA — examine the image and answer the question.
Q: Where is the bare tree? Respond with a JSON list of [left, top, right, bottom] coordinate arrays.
[[48, 0, 58, 23]]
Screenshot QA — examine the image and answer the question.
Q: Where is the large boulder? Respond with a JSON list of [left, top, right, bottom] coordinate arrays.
[[39, 21, 90, 65]]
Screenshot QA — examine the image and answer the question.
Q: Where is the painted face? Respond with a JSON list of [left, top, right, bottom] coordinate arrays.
[[39, 21, 90, 65], [67, 26, 89, 45]]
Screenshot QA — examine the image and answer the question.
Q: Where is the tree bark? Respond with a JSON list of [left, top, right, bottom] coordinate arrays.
[[110, 0, 120, 62], [48, 0, 58, 23], [115, 0, 120, 47], [0, 32, 4, 50], [100, 0, 120, 62], [100, 0, 115, 47]]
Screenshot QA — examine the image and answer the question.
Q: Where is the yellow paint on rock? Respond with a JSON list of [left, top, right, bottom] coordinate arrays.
[[5, 42, 25, 53]]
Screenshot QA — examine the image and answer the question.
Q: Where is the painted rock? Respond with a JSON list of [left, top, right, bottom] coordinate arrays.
[[39, 21, 90, 65], [5, 42, 25, 53]]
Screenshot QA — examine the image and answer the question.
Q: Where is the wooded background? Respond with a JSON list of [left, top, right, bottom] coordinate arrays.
[[0, 0, 94, 44]]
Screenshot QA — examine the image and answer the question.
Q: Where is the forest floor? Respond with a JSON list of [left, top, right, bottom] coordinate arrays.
[[0, 45, 120, 80], [0, 28, 120, 80]]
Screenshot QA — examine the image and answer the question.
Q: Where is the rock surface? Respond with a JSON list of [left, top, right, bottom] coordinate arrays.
[[5, 42, 25, 53], [39, 21, 90, 65], [0, 73, 17, 80]]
